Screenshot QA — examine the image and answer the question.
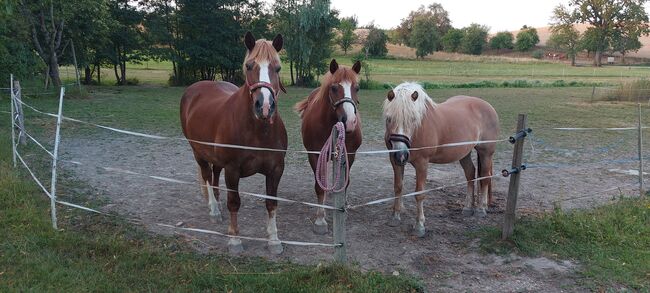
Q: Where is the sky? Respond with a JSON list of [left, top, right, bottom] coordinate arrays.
[[330, 0, 650, 33]]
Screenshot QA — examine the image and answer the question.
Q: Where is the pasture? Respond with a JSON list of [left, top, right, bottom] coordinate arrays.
[[2, 73, 648, 291]]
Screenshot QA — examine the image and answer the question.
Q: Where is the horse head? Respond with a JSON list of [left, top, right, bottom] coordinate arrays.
[[243, 31, 285, 122], [325, 59, 361, 132]]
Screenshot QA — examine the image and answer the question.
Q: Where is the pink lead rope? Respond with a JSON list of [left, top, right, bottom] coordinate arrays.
[[316, 122, 349, 193]]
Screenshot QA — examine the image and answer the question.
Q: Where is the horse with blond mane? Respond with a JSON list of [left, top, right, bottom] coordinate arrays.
[[180, 32, 287, 254], [295, 59, 362, 234], [383, 82, 499, 237]]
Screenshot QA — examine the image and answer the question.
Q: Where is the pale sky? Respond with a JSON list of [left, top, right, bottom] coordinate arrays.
[[330, 0, 650, 33]]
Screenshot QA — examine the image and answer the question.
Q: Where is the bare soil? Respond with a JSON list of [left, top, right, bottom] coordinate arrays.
[[60, 134, 641, 292]]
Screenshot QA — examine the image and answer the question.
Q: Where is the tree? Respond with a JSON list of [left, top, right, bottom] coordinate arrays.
[[337, 16, 357, 55], [363, 26, 388, 57], [459, 24, 489, 55], [273, 0, 338, 85], [579, 27, 607, 59], [549, 4, 581, 66], [395, 3, 450, 48], [0, 3, 42, 80], [106, 0, 147, 85], [567, 0, 650, 66], [489, 31, 514, 53], [410, 15, 439, 58], [514, 25, 539, 51], [441, 28, 463, 52]]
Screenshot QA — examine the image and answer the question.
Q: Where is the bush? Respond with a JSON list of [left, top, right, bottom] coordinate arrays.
[[125, 77, 140, 86], [532, 50, 544, 59]]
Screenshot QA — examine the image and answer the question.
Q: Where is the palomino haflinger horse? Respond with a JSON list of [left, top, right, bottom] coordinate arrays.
[[180, 32, 287, 254], [383, 82, 499, 237], [295, 59, 362, 234]]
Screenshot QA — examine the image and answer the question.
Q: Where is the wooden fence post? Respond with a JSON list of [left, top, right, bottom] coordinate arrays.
[[49, 87, 65, 230], [502, 114, 528, 240], [590, 86, 596, 103], [331, 126, 347, 263], [639, 103, 645, 197], [13, 80, 26, 145]]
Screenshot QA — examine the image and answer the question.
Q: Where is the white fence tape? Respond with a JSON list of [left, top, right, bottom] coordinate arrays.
[[15, 151, 52, 199], [348, 174, 502, 209], [553, 127, 649, 131], [15, 125, 55, 158]]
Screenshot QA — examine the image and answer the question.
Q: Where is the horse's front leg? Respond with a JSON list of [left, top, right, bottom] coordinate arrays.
[[387, 160, 405, 227], [413, 160, 428, 237], [224, 169, 243, 254], [265, 164, 284, 255], [308, 154, 328, 235]]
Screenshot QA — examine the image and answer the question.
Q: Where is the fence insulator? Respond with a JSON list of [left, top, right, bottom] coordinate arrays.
[[501, 164, 527, 177], [509, 128, 533, 144]]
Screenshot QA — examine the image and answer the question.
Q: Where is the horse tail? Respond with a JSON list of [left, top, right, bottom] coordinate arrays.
[[294, 98, 309, 118]]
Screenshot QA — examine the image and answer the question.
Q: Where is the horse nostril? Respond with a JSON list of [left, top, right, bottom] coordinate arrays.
[[255, 99, 262, 108]]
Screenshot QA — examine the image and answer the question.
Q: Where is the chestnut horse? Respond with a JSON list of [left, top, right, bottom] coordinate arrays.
[[295, 59, 362, 234], [180, 32, 287, 254], [383, 82, 499, 237]]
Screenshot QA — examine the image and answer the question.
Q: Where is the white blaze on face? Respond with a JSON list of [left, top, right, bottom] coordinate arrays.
[[258, 61, 272, 117], [340, 81, 357, 131]]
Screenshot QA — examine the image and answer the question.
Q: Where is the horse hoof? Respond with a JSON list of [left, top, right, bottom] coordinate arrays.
[[386, 216, 401, 227], [461, 208, 474, 217], [312, 222, 329, 235], [268, 241, 283, 255], [474, 208, 487, 218], [228, 239, 244, 254], [412, 225, 426, 238]]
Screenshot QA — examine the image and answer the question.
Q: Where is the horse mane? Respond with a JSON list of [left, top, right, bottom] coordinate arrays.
[[294, 67, 359, 118], [243, 39, 280, 71], [383, 82, 436, 131]]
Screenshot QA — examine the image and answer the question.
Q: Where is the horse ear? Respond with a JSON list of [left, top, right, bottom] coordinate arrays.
[[329, 59, 338, 74], [352, 60, 361, 74], [387, 90, 395, 101], [272, 34, 283, 52], [411, 91, 419, 101], [245, 31, 256, 52]]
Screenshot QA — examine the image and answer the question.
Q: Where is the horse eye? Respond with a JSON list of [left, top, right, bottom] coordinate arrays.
[[355, 86, 360, 92], [246, 63, 253, 71], [331, 85, 338, 92], [276, 66, 281, 73]]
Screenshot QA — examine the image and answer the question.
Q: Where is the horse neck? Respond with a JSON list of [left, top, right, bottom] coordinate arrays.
[[313, 86, 338, 124], [414, 107, 439, 145]]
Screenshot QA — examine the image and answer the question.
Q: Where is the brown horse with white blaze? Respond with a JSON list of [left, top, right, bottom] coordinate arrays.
[[383, 82, 499, 237], [180, 32, 287, 254], [295, 59, 363, 234]]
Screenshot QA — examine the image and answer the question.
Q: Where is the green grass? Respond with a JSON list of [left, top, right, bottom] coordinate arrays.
[[0, 117, 423, 292], [477, 199, 650, 290]]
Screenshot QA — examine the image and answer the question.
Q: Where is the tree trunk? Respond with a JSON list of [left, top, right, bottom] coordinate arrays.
[[84, 65, 92, 84], [622, 53, 626, 65], [120, 60, 127, 85], [571, 54, 576, 67], [49, 53, 62, 88], [594, 50, 602, 67], [290, 60, 295, 86], [113, 63, 120, 85], [96, 63, 101, 85]]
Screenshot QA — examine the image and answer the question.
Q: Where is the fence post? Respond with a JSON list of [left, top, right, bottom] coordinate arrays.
[[49, 87, 65, 230], [13, 80, 26, 145], [10, 74, 16, 167], [502, 114, 528, 240], [331, 126, 347, 263], [71, 39, 82, 93], [590, 86, 596, 103], [639, 103, 645, 197]]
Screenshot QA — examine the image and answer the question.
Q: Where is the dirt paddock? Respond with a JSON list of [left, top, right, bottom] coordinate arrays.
[[60, 134, 640, 292]]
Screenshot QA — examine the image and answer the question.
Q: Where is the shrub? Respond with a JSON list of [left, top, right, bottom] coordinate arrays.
[[532, 49, 544, 59]]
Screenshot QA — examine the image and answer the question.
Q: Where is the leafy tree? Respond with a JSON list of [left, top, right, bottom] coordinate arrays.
[[273, 0, 338, 85], [579, 27, 607, 59], [0, 4, 42, 80], [395, 3, 450, 48], [410, 15, 439, 58], [337, 16, 357, 55], [459, 24, 489, 55], [567, 0, 649, 66], [489, 31, 514, 53], [514, 26, 539, 51], [549, 4, 581, 66], [106, 0, 147, 85], [339, 15, 358, 28], [363, 26, 388, 57], [441, 28, 463, 52]]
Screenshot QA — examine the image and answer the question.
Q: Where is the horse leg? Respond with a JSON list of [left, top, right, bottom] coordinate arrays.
[[387, 161, 404, 227], [476, 149, 494, 217], [459, 153, 476, 216], [308, 154, 328, 235], [224, 169, 243, 254], [208, 165, 223, 222], [265, 166, 284, 255], [413, 160, 428, 237], [197, 160, 222, 222]]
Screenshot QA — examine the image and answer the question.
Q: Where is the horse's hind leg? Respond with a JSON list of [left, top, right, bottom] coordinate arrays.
[[459, 153, 476, 216], [197, 160, 223, 222], [476, 149, 494, 217], [225, 169, 243, 254], [265, 165, 284, 255]]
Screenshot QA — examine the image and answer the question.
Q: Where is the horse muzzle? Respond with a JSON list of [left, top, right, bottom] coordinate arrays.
[[388, 134, 411, 166]]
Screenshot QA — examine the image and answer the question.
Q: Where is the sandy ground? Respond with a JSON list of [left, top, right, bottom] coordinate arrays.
[[57, 130, 644, 292]]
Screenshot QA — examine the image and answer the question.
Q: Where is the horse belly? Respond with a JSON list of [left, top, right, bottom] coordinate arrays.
[[428, 145, 474, 164]]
